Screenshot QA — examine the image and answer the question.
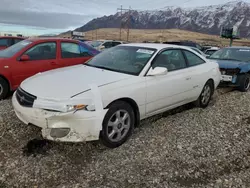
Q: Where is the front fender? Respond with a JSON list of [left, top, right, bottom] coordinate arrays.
[[239, 64, 250, 74]]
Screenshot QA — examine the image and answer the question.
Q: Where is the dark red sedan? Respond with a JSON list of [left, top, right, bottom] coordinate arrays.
[[0, 38, 100, 99]]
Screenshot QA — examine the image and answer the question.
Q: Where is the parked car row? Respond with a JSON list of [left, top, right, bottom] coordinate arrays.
[[1, 37, 249, 148], [85, 40, 127, 51]]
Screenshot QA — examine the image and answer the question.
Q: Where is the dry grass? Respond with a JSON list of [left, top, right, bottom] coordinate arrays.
[[59, 28, 250, 47]]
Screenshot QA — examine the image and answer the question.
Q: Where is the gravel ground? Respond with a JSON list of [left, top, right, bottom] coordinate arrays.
[[1, 88, 250, 188]]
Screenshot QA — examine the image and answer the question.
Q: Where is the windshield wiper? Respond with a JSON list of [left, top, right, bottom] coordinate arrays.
[[84, 64, 115, 72], [213, 58, 243, 62]]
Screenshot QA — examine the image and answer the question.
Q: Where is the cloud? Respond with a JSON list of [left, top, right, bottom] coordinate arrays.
[[0, 9, 97, 29]]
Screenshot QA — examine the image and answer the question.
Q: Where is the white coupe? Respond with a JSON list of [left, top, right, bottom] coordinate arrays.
[[12, 43, 221, 148]]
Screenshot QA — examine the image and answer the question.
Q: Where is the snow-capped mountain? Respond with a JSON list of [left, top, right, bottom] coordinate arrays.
[[75, 1, 250, 37]]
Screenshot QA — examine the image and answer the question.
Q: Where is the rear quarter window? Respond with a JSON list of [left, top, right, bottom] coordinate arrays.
[[183, 50, 205, 67]]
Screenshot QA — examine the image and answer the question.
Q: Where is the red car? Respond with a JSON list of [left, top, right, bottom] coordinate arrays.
[[0, 36, 25, 50], [0, 38, 100, 99]]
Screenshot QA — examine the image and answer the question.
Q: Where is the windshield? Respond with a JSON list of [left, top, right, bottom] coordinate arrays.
[[90, 41, 103, 48], [191, 47, 202, 54], [205, 50, 217, 56], [85, 46, 157, 75], [209, 48, 250, 62], [0, 40, 32, 58]]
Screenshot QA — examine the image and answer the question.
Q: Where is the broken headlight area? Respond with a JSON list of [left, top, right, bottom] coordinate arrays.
[[220, 68, 240, 75]]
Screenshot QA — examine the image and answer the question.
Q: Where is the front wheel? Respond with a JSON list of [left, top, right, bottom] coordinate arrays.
[[238, 74, 250, 92], [0, 77, 9, 100], [100, 101, 135, 148], [195, 80, 213, 108]]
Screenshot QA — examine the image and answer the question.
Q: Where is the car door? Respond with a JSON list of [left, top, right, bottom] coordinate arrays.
[[58, 41, 93, 67], [11, 41, 59, 87], [182, 49, 210, 97], [145, 49, 194, 116]]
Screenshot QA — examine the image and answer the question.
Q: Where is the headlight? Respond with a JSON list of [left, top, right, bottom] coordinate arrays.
[[66, 104, 87, 112]]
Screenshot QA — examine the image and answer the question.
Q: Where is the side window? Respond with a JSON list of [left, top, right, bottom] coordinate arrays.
[[112, 42, 121, 47], [0, 39, 8, 46], [152, 49, 186, 71], [103, 42, 112, 48], [79, 44, 91, 57], [14, 39, 23, 44], [61, 42, 90, 58], [183, 50, 205, 67], [24, 42, 56, 60]]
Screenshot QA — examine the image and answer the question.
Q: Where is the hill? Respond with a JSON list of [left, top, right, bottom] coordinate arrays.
[[74, 1, 250, 38], [59, 28, 250, 46]]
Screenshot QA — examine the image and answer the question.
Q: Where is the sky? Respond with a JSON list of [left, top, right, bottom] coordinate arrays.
[[0, 0, 249, 36]]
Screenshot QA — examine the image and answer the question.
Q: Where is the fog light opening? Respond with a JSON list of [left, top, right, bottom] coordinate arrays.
[[50, 128, 70, 138]]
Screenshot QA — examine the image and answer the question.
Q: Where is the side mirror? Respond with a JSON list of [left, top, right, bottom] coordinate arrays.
[[99, 45, 105, 50], [147, 67, 168, 76], [19, 54, 30, 61]]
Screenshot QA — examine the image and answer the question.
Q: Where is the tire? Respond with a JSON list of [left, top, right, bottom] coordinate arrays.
[[238, 74, 250, 92], [100, 101, 135, 148], [195, 80, 213, 108], [0, 77, 9, 100]]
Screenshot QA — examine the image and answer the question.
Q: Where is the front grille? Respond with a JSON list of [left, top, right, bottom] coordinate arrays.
[[220, 68, 240, 75], [16, 87, 37, 107]]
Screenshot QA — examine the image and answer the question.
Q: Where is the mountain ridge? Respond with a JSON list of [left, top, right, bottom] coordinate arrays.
[[72, 1, 250, 38]]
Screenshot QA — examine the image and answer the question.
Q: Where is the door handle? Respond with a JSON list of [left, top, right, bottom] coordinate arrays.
[[186, 77, 191, 80]]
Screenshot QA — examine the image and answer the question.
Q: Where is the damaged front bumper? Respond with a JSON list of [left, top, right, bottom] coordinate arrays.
[[12, 91, 108, 142]]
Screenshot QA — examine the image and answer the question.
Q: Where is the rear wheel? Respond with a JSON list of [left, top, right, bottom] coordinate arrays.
[[238, 74, 250, 92], [0, 77, 9, 100], [195, 80, 213, 108], [100, 101, 135, 148]]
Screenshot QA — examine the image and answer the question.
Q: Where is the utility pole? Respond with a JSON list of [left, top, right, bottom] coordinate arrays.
[[117, 5, 123, 40], [127, 6, 131, 42], [117, 5, 132, 42]]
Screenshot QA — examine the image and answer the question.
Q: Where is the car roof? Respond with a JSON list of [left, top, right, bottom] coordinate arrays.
[[120, 43, 193, 50], [25, 37, 80, 43]]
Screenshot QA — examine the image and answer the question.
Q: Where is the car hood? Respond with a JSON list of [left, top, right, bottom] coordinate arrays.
[[20, 65, 132, 100], [211, 59, 248, 69]]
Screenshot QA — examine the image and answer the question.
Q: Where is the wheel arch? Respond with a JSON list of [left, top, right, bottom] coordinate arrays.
[[105, 97, 140, 127], [0, 74, 11, 91], [207, 78, 215, 94]]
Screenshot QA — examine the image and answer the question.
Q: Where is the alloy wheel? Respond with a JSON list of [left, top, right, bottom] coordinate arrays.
[[201, 85, 211, 105], [107, 110, 131, 142]]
